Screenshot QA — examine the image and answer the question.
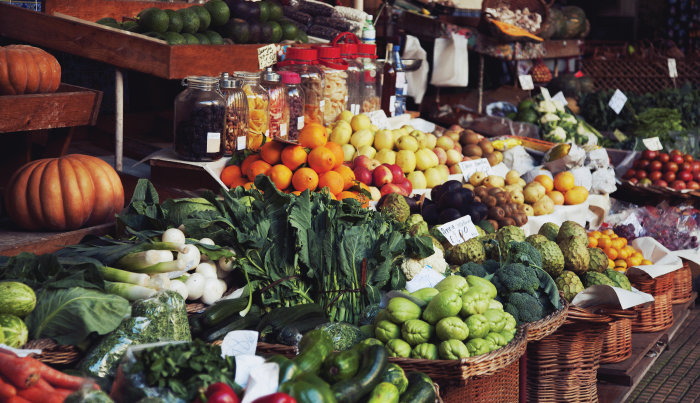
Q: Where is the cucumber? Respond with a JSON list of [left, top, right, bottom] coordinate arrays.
[[332, 345, 389, 403], [256, 303, 325, 340], [201, 307, 261, 342], [277, 316, 330, 345], [201, 297, 249, 326], [398, 372, 435, 403], [188, 313, 205, 337]]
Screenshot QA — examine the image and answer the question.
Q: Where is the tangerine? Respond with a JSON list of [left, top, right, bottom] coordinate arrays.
[[268, 164, 293, 190], [261, 140, 286, 165], [292, 191, 302, 196], [240, 154, 262, 178], [308, 146, 336, 174], [292, 167, 319, 191], [588, 237, 598, 248], [534, 175, 554, 193], [318, 171, 344, 195], [281, 145, 308, 171], [598, 238, 612, 249], [604, 247, 618, 260], [230, 177, 249, 189], [220, 165, 243, 188], [324, 141, 345, 169], [564, 186, 588, 205], [549, 190, 565, 205], [333, 165, 356, 190], [247, 160, 272, 182], [553, 171, 575, 192], [243, 182, 256, 190], [298, 123, 328, 149]]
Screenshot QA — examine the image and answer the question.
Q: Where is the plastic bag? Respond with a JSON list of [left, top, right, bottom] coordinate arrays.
[[64, 387, 114, 403], [315, 322, 367, 351], [358, 304, 381, 326], [430, 33, 468, 87], [131, 291, 191, 342], [639, 202, 700, 251]]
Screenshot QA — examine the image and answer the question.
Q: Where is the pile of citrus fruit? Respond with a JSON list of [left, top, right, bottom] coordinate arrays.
[[588, 229, 652, 272], [546, 171, 589, 206], [220, 123, 369, 207]]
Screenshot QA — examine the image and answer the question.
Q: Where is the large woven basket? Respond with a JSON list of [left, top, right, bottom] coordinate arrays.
[[525, 295, 569, 342], [628, 272, 675, 332], [390, 327, 528, 386], [587, 305, 637, 364], [440, 358, 520, 403], [211, 341, 298, 358], [672, 260, 694, 305], [526, 306, 611, 403], [21, 339, 82, 366]]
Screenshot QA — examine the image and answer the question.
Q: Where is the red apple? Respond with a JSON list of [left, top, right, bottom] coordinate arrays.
[[653, 180, 668, 187], [386, 164, 404, 184], [637, 159, 651, 170], [679, 171, 693, 182], [630, 178, 639, 184], [664, 162, 679, 173], [432, 148, 447, 165], [692, 161, 700, 173], [694, 172, 700, 182], [353, 166, 373, 186], [681, 162, 693, 172], [380, 183, 406, 196], [685, 154, 694, 163], [649, 171, 663, 181], [671, 154, 684, 165], [649, 160, 663, 171], [657, 153, 670, 163], [623, 169, 636, 179], [688, 181, 700, 190], [671, 149, 683, 157], [354, 155, 373, 171], [397, 177, 413, 195], [671, 180, 687, 190], [373, 165, 393, 187], [664, 171, 677, 182], [642, 150, 657, 160], [635, 170, 648, 180]]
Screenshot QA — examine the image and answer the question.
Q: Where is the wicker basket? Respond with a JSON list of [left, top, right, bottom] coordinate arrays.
[[526, 306, 611, 403], [628, 272, 675, 332], [586, 305, 637, 364], [440, 358, 520, 403], [21, 339, 82, 366], [525, 296, 569, 342], [390, 327, 528, 386], [581, 58, 700, 94], [480, 0, 550, 36], [672, 260, 694, 305]]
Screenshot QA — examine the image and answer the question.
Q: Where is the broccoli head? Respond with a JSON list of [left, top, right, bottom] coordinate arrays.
[[504, 292, 546, 325], [460, 262, 487, 278], [483, 259, 500, 274], [491, 263, 540, 296], [505, 241, 543, 268]]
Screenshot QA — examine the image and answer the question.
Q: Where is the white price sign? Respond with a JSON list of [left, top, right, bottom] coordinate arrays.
[[608, 89, 628, 115], [366, 110, 391, 130], [405, 266, 446, 293], [257, 44, 277, 70], [518, 75, 534, 90], [438, 215, 480, 246], [540, 87, 552, 101], [458, 158, 494, 183], [668, 58, 678, 78], [642, 137, 663, 151], [552, 91, 567, 108]]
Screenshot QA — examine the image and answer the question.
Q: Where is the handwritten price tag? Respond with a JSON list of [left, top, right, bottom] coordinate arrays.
[[220, 330, 258, 357], [458, 158, 494, 183], [642, 137, 663, 151], [366, 110, 391, 130], [438, 215, 480, 246], [518, 75, 534, 90], [257, 44, 277, 70], [405, 266, 446, 293], [608, 89, 628, 115], [540, 87, 552, 101], [552, 91, 567, 108], [668, 58, 678, 78]]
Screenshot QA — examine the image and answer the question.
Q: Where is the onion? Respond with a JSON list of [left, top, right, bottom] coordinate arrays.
[[195, 262, 218, 279], [162, 228, 186, 244], [169, 280, 189, 300], [184, 273, 206, 300]]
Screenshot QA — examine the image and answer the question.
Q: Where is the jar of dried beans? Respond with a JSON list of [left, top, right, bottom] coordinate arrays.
[[336, 42, 364, 115], [173, 76, 226, 162], [234, 72, 270, 152], [277, 47, 325, 126], [358, 43, 381, 113], [219, 73, 249, 154], [279, 71, 305, 141], [314, 46, 350, 124], [260, 67, 290, 140]]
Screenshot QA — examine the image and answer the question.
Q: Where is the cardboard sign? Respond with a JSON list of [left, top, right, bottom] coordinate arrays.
[[642, 137, 663, 151], [668, 58, 678, 78], [518, 75, 534, 90], [257, 44, 277, 70], [438, 215, 480, 246], [540, 87, 552, 101], [405, 266, 446, 292], [366, 110, 391, 130], [458, 158, 494, 182], [608, 90, 628, 114], [552, 91, 567, 108]]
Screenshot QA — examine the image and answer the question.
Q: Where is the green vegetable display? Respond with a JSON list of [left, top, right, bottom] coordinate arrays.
[[435, 317, 469, 341], [439, 339, 469, 360], [422, 290, 462, 324], [465, 314, 491, 339], [465, 338, 491, 356], [400, 319, 434, 346], [0, 314, 28, 347], [411, 343, 439, 360], [375, 320, 401, 343], [385, 339, 412, 358], [386, 298, 422, 324]]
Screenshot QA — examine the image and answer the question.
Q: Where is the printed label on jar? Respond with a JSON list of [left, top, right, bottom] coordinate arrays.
[[345, 95, 349, 102], [280, 123, 288, 138], [237, 136, 246, 151], [207, 132, 221, 153], [389, 95, 396, 113], [297, 116, 305, 130], [319, 100, 325, 111]]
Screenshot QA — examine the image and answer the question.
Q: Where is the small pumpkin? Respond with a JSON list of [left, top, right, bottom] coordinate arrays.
[[560, 6, 586, 39], [0, 45, 61, 96], [5, 155, 124, 231]]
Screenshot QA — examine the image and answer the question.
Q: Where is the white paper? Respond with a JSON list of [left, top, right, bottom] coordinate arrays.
[[297, 116, 304, 130], [241, 363, 280, 403], [366, 110, 391, 130], [540, 87, 551, 101], [237, 136, 246, 151], [222, 287, 245, 300], [319, 99, 325, 111], [257, 44, 277, 69], [389, 95, 396, 114], [626, 237, 684, 278], [409, 118, 436, 134], [642, 137, 663, 151], [608, 89, 628, 115], [672, 248, 700, 265], [405, 266, 447, 292], [571, 284, 655, 310], [518, 75, 534, 90], [438, 215, 480, 246], [0, 345, 41, 357], [668, 58, 678, 78], [279, 123, 288, 138], [458, 158, 494, 182], [220, 330, 258, 358], [234, 355, 266, 388], [552, 91, 567, 108]]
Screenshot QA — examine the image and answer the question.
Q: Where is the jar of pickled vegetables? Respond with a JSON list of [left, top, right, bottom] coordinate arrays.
[[314, 46, 349, 124], [336, 42, 364, 115], [260, 67, 290, 140], [219, 73, 249, 154], [277, 47, 325, 126], [234, 72, 270, 152], [358, 43, 381, 113], [279, 71, 305, 141], [173, 76, 226, 162]]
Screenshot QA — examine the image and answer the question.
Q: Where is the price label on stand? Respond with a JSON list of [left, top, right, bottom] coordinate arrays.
[[668, 58, 678, 78], [458, 158, 494, 183], [540, 87, 552, 101], [257, 44, 277, 70], [608, 89, 628, 115], [518, 75, 534, 90], [552, 91, 567, 107], [366, 110, 391, 130], [642, 137, 663, 151], [438, 215, 480, 246]]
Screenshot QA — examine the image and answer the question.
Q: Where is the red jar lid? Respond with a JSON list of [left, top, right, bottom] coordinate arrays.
[[313, 45, 341, 59], [336, 43, 358, 58], [286, 47, 318, 61], [358, 43, 377, 58], [279, 71, 301, 84]]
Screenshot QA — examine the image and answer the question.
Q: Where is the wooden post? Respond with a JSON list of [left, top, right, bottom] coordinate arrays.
[[115, 67, 124, 171], [478, 54, 484, 114], [519, 351, 527, 403]]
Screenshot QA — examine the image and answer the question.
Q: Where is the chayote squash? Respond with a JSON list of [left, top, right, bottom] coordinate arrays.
[[435, 316, 469, 341], [411, 343, 439, 360], [410, 288, 439, 303], [465, 275, 497, 299], [375, 320, 401, 343], [401, 319, 434, 346], [439, 339, 469, 360], [386, 298, 422, 325], [465, 338, 491, 357], [422, 290, 462, 325], [465, 314, 490, 339], [460, 288, 490, 317], [482, 309, 506, 333], [485, 332, 507, 349], [434, 276, 469, 295], [386, 339, 412, 358]]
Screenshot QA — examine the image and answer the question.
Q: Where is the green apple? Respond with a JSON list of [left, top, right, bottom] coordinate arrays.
[[426, 133, 438, 149], [415, 149, 434, 171], [402, 125, 415, 133], [330, 126, 352, 145], [437, 165, 450, 182], [350, 129, 374, 149], [407, 171, 427, 189], [409, 130, 427, 149], [373, 130, 395, 150], [336, 120, 352, 131], [397, 150, 417, 173], [354, 145, 377, 159], [396, 135, 419, 152], [341, 144, 356, 162], [425, 167, 443, 188], [351, 114, 371, 132], [370, 124, 379, 132], [392, 129, 404, 144], [338, 110, 354, 123], [428, 149, 439, 167], [375, 149, 397, 165]]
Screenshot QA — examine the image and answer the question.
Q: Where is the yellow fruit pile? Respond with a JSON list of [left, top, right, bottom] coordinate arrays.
[[588, 229, 652, 272]]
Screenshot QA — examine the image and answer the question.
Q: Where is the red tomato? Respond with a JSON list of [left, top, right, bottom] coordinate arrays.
[[251, 393, 298, 403]]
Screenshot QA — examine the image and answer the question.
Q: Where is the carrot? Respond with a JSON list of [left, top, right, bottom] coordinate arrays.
[[0, 355, 40, 389], [32, 379, 54, 393], [6, 396, 31, 403], [17, 386, 63, 403], [36, 362, 92, 391], [0, 375, 17, 399], [53, 388, 74, 400]]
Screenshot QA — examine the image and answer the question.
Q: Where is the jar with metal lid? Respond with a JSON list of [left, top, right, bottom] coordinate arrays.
[[173, 76, 226, 162], [260, 67, 290, 140], [358, 43, 381, 113], [219, 73, 249, 154], [277, 47, 325, 126], [314, 46, 349, 124], [234, 72, 270, 152], [336, 42, 364, 115], [279, 71, 305, 141]]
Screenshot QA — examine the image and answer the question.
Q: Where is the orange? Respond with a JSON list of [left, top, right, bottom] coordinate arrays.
[[318, 171, 344, 195], [336, 191, 369, 208], [292, 167, 319, 191], [553, 171, 575, 192], [292, 190, 302, 196], [564, 186, 589, 205], [298, 123, 328, 149], [243, 182, 255, 190], [614, 260, 627, 270], [598, 238, 612, 249], [308, 146, 336, 174], [333, 165, 356, 191], [604, 247, 618, 260], [626, 256, 643, 268], [603, 229, 615, 236], [534, 175, 554, 193], [241, 154, 262, 178], [608, 259, 615, 269], [261, 140, 286, 165], [328, 193, 337, 200], [281, 145, 308, 171], [230, 177, 249, 189], [641, 259, 653, 265], [617, 248, 629, 260], [619, 237, 628, 247], [590, 231, 602, 239], [632, 252, 643, 259], [268, 164, 293, 190], [611, 239, 624, 250], [324, 141, 345, 169], [588, 237, 598, 248], [221, 165, 243, 188], [610, 234, 618, 239], [247, 160, 272, 181], [549, 190, 565, 205]]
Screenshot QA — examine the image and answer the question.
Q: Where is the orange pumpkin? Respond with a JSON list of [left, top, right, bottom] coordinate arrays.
[[0, 45, 61, 96], [5, 155, 125, 231]]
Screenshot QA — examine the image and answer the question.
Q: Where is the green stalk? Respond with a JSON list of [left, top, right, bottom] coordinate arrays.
[[115, 250, 163, 271], [105, 281, 157, 301], [99, 266, 150, 287], [240, 268, 253, 317], [144, 242, 189, 252], [127, 258, 187, 274]]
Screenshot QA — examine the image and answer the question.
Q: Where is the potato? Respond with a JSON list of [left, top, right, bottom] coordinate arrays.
[[533, 195, 554, 216]]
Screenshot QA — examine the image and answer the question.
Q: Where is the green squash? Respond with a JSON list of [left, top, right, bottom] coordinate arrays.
[[561, 6, 586, 39]]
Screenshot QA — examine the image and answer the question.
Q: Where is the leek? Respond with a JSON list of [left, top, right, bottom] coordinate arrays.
[[98, 266, 150, 287], [115, 250, 164, 270], [105, 281, 157, 301], [127, 258, 187, 274]]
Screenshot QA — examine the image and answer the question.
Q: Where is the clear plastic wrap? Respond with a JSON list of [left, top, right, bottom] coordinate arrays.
[[64, 387, 114, 403], [638, 202, 700, 251], [315, 322, 367, 351], [358, 304, 381, 326], [131, 291, 191, 342]]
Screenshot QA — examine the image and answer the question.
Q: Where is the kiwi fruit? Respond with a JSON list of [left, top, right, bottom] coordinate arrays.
[[487, 187, 503, 196], [488, 207, 505, 220], [479, 139, 494, 154], [494, 193, 508, 206], [502, 204, 513, 216], [484, 153, 499, 166], [464, 144, 483, 158], [487, 219, 499, 231], [482, 195, 497, 208], [461, 130, 481, 145], [498, 218, 516, 228], [474, 187, 489, 198]]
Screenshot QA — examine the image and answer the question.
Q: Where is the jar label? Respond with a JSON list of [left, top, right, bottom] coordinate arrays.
[[297, 116, 305, 130], [320, 100, 325, 111], [207, 132, 221, 153], [280, 123, 288, 138], [389, 95, 396, 113], [237, 136, 246, 151], [345, 95, 349, 102]]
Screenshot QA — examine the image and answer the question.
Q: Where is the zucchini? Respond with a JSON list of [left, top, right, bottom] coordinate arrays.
[[265, 355, 301, 384], [332, 344, 389, 403], [398, 372, 435, 403], [277, 317, 330, 345], [188, 313, 205, 337], [321, 349, 360, 384], [201, 297, 249, 326], [201, 308, 262, 342], [256, 303, 325, 340]]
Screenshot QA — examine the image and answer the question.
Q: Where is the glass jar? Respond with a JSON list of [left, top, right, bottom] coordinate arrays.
[[358, 43, 381, 113], [173, 76, 226, 162], [219, 73, 249, 154], [314, 46, 349, 124], [261, 67, 290, 140], [277, 47, 325, 126], [279, 71, 305, 141], [336, 43, 364, 115], [234, 72, 270, 152]]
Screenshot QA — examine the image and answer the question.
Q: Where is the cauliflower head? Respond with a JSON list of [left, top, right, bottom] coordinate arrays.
[[561, 114, 577, 124], [537, 101, 557, 114], [545, 127, 567, 142], [401, 245, 447, 280], [540, 113, 561, 124]]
